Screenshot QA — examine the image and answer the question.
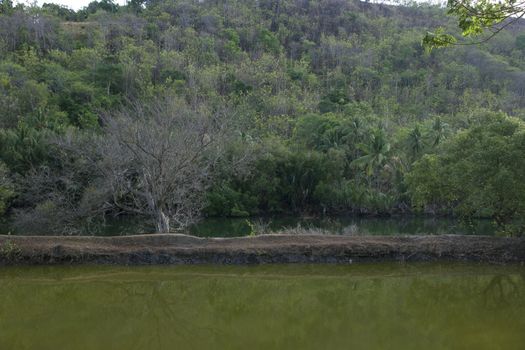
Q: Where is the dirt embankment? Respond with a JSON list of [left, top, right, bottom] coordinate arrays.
[[0, 234, 524, 265]]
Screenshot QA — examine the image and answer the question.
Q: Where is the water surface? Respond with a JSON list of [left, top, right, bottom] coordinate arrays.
[[190, 216, 497, 237], [0, 263, 523, 349], [1, 216, 497, 236]]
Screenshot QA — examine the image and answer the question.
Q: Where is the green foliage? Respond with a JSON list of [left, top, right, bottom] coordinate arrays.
[[319, 89, 351, 114], [408, 111, 525, 235], [0, 123, 52, 172], [406, 154, 450, 211], [294, 113, 365, 153], [516, 34, 525, 51], [0, 162, 14, 216], [0, 0, 13, 15], [0, 0, 524, 230], [352, 128, 391, 177], [424, 0, 525, 49], [204, 183, 256, 217], [258, 28, 281, 55], [0, 240, 21, 262]]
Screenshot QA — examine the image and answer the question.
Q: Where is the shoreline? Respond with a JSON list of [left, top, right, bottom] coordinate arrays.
[[1, 234, 524, 265]]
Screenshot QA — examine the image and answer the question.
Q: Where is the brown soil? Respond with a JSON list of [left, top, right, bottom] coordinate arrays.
[[0, 234, 524, 265]]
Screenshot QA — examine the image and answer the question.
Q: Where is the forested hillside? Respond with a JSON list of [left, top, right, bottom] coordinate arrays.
[[0, 0, 524, 234]]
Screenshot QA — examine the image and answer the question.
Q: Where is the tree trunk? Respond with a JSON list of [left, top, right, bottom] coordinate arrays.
[[155, 210, 170, 233]]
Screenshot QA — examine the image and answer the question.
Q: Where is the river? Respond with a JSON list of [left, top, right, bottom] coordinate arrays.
[[0, 263, 523, 349]]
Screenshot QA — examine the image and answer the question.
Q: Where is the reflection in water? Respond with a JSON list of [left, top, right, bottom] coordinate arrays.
[[483, 274, 521, 307], [0, 264, 524, 349], [190, 216, 498, 237], [0, 216, 498, 237]]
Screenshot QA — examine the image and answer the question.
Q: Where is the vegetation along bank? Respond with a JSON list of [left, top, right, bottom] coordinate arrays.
[[0, 0, 524, 235]]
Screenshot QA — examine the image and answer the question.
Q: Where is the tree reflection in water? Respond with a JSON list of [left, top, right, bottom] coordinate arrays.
[[0, 264, 523, 350], [482, 274, 523, 307]]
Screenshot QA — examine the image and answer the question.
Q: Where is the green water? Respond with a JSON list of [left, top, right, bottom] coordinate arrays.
[[0, 263, 524, 349]]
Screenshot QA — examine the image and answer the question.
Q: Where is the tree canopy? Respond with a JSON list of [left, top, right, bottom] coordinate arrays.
[[0, 0, 524, 234], [424, 0, 525, 49]]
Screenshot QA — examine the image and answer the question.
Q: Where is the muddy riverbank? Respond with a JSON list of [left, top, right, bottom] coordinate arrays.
[[0, 234, 524, 265]]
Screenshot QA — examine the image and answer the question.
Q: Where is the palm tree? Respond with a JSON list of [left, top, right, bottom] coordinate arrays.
[[407, 124, 424, 161], [351, 128, 391, 177], [429, 117, 449, 147]]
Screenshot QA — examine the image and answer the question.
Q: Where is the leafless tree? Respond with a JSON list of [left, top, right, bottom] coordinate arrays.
[[12, 95, 247, 235], [95, 96, 229, 233], [0, 10, 58, 53]]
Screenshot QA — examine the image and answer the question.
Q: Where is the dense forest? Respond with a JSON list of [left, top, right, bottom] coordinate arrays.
[[0, 0, 524, 234]]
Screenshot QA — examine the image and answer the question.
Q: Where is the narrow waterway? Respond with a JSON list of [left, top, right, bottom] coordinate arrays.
[[1, 216, 498, 236]]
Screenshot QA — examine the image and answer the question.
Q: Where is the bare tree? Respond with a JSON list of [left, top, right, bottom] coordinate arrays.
[[96, 96, 228, 233], [12, 96, 247, 235]]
